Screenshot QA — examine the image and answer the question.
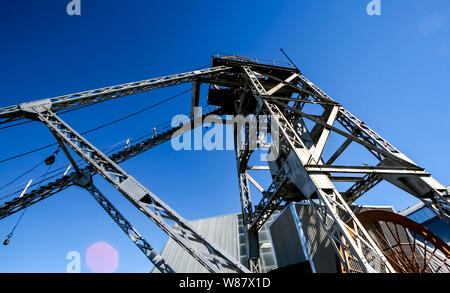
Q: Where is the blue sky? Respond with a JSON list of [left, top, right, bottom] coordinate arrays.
[[0, 0, 449, 273]]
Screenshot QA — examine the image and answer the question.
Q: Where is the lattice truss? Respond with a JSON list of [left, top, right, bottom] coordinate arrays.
[[0, 56, 448, 273], [211, 57, 450, 273]]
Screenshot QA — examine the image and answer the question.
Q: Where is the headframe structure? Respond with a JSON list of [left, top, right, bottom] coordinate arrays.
[[0, 55, 448, 273]]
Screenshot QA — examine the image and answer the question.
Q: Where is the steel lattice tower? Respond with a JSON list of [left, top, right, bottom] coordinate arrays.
[[0, 55, 448, 273]]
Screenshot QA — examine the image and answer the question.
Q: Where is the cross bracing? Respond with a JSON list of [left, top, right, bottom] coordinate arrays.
[[0, 55, 448, 273]]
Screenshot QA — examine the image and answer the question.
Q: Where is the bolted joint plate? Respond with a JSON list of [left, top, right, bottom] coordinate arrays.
[[70, 169, 92, 188], [19, 99, 53, 115], [119, 177, 150, 203]]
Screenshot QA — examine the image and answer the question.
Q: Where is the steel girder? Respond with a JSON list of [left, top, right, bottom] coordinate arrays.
[[0, 108, 221, 221], [234, 147, 262, 272], [233, 84, 261, 272], [72, 170, 175, 273], [0, 66, 230, 125], [342, 173, 383, 203], [230, 61, 449, 272], [249, 166, 290, 232], [304, 165, 429, 175], [17, 102, 248, 273]]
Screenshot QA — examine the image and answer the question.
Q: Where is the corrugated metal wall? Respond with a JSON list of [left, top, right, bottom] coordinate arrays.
[[269, 206, 306, 267]]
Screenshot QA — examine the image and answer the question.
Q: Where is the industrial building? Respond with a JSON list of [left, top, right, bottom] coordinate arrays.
[[153, 204, 410, 273]]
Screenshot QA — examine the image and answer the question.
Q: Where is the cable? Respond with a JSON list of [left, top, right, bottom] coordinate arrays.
[[0, 161, 44, 192], [3, 153, 57, 246], [0, 170, 71, 202], [0, 89, 191, 164], [3, 205, 27, 245], [0, 121, 31, 130], [0, 143, 59, 164], [80, 88, 190, 136], [0, 103, 219, 202], [0, 148, 64, 201]]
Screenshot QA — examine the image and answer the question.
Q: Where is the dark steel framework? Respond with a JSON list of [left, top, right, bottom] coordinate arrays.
[[0, 56, 448, 273]]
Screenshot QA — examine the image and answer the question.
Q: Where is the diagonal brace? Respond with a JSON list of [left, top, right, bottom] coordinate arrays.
[[71, 169, 175, 273], [21, 103, 249, 273]]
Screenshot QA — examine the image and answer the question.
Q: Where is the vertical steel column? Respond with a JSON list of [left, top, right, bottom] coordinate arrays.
[[242, 66, 395, 273], [234, 116, 261, 272]]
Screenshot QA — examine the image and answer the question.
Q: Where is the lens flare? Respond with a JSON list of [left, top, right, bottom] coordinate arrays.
[[86, 241, 119, 273]]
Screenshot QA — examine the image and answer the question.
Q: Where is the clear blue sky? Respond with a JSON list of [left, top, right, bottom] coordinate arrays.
[[0, 0, 449, 273]]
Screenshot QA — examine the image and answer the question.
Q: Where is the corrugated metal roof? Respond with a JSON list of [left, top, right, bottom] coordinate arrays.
[[399, 201, 425, 217], [152, 213, 240, 273], [152, 212, 280, 273]]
